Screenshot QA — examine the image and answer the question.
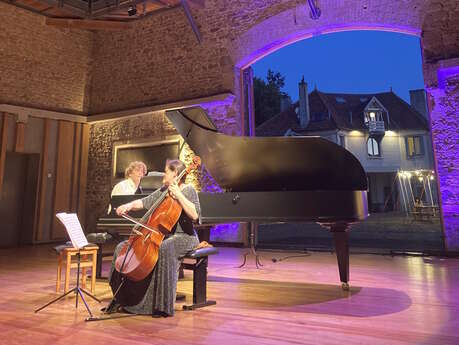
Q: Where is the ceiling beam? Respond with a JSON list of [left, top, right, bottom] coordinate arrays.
[[0, 0, 52, 16], [36, 0, 88, 16], [96, 0, 157, 16], [45, 17, 132, 30], [89, 0, 179, 19], [90, 0, 146, 18]]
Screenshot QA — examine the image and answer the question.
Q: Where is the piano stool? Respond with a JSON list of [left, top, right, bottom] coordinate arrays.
[[179, 246, 218, 310], [54, 244, 99, 294]]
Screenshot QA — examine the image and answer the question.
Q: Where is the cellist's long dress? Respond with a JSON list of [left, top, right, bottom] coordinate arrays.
[[108, 185, 200, 316]]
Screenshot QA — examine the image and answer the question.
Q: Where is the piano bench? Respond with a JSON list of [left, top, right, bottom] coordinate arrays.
[[86, 232, 116, 279], [180, 247, 218, 310]]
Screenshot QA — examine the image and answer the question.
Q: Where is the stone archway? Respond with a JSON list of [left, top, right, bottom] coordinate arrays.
[[228, 0, 459, 251]]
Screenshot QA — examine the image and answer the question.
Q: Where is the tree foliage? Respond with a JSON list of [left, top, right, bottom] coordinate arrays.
[[254, 69, 289, 127]]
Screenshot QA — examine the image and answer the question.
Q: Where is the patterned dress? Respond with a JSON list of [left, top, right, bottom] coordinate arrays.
[[109, 185, 200, 316]]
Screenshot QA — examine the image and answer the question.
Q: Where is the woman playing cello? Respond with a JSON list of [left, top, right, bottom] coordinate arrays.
[[108, 159, 200, 317]]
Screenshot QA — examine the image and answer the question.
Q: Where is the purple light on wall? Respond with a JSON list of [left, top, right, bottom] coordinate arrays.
[[437, 66, 459, 89], [237, 30, 313, 69], [236, 23, 420, 69], [191, 95, 242, 243], [200, 169, 241, 242], [210, 223, 241, 243], [428, 68, 459, 251], [199, 98, 235, 109]]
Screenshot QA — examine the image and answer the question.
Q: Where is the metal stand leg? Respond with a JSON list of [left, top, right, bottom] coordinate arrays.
[[238, 222, 263, 269], [35, 250, 101, 317]]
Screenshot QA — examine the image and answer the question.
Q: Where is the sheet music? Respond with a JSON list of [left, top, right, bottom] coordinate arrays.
[[56, 213, 88, 249]]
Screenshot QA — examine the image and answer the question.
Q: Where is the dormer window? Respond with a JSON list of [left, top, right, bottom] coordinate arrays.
[[363, 97, 389, 127], [364, 109, 383, 125], [364, 97, 388, 135]]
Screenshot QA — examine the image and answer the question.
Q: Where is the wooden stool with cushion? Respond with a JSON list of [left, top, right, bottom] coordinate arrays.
[[55, 244, 99, 294]]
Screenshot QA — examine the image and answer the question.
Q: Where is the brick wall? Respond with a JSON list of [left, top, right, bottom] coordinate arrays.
[[0, 3, 93, 113]]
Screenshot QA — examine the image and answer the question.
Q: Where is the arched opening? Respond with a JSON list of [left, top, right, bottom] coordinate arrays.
[[236, 28, 442, 253]]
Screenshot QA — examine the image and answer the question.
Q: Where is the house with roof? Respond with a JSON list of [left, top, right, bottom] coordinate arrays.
[[256, 78, 435, 213]]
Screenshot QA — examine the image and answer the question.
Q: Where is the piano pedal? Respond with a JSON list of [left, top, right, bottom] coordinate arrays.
[[341, 282, 350, 291]]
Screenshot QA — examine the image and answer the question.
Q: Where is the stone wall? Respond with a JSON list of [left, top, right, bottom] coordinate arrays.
[[422, 1, 459, 63], [425, 58, 459, 251], [87, 111, 175, 231], [1, 0, 458, 248], [90, 0, 454, 115], [2, 0, 457, 116], [86, 98, 239, 233], [0, 3, 93, 113]]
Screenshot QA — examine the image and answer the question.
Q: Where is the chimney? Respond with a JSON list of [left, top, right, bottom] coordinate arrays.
[[298, 76, 310, 128], [409, 89, 428, 120]]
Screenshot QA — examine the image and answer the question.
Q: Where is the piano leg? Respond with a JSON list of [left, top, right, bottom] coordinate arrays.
[[330, 223, 350, 291], [238, 222, 263, 269]]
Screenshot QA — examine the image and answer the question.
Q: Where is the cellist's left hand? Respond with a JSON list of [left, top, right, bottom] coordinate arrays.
[[168, 181, 182, 200]]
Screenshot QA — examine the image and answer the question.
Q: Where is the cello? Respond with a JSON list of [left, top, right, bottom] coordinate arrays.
[[114, 156, 201, 282]]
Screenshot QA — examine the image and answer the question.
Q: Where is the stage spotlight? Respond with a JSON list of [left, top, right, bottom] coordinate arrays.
[[128, 5, 137, 16], [307, 0, 321, 20]]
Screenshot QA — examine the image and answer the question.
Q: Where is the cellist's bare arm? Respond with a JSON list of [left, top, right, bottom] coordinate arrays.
[[116, 199, 143, 215], [176, 192, 199, 221], [168, 182, 199, 221]]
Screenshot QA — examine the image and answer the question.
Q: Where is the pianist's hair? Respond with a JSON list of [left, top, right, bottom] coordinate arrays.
[[124, 161, 147, 178], [166, 159, 187, 183]]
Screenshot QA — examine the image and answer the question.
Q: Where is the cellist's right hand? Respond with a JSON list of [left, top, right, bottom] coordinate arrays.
[[116, 202, 132, 216]]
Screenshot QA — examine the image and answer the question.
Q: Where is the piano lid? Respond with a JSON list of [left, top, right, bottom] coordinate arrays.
[[166, 107, 367, 192]]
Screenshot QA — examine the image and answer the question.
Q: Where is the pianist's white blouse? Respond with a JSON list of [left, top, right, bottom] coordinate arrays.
[[107, 178, 138, 214], [111, 178, 137, 196]]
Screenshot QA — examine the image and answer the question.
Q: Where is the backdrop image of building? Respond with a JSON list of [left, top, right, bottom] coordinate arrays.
[[257, 79, 436, 213]]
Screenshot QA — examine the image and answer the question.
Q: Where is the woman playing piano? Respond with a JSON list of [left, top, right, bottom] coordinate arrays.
[[108, 159, 200, 317]]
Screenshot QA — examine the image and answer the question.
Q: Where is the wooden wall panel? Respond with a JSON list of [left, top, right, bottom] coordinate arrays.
[[35, 119, 50, 242], [71, 123, 82, 212], [0, 114, 7, 195], [78, 124, 89, 229], [51, 121, 75, 240], [14, 122, 25, 153], [0, 114, 88, 242]]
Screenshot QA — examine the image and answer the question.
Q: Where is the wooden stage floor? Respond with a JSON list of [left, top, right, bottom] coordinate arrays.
[[1, 245, 459, 345]]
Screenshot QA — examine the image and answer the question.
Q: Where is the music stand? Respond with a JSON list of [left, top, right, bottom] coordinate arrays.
[[35, 213, 101, 318]]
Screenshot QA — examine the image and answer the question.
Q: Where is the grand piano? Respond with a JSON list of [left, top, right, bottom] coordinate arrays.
[[97, 106, 368, 289]]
